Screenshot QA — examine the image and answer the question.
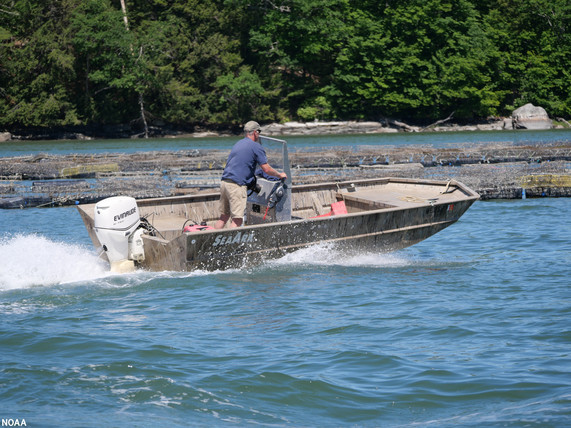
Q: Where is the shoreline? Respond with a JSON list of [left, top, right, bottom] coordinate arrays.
[[2, 117, 569, 142]]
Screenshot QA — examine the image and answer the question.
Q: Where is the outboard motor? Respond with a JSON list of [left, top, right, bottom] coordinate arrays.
[[94, 196, 145, 272]]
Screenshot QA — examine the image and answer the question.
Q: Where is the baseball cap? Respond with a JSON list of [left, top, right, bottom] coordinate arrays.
[[244, 121, 261, 133]]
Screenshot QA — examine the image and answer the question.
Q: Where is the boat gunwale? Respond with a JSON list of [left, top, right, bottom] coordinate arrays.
[[77, 177, 478, 214]]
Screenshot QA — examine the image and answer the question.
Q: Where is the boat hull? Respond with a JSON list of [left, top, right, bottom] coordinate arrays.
[[78, 177, 479, 272]]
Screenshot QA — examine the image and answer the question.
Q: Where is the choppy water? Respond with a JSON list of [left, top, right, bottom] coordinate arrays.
[[1, 197, 569, 427]]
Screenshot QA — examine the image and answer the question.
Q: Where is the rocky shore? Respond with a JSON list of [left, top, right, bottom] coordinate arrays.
[[1, 140, 570, 208], [1, 103, 569, 208], [1, 103, 568, 142]]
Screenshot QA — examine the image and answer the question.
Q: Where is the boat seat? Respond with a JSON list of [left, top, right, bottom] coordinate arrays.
[[338, 189, 444, 209]]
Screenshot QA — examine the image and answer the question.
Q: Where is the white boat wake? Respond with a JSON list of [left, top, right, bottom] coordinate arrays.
[[0, 234, 239, 290], [0, 234, 416, 291], [0, 234, 110, 290]]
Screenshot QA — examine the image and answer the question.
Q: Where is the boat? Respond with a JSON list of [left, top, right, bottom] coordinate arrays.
[[77, 137, 479, 272]]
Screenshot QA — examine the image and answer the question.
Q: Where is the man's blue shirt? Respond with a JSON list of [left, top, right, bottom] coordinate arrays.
[[221, 137, 268, 186]]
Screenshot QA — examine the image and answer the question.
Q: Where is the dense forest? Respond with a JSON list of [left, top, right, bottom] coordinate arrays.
[[1, 0, 570, 135]]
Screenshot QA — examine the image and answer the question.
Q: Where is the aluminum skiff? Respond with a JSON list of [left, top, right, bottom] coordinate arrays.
[[77, 176, 479, 272]]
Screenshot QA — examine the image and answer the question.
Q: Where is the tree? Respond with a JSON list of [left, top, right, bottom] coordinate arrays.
[[1, 0, 570, 131], [327, 0, 503, 120], [0, 0, 80, 127], [248, 0, 349, 120], [128, 0, 246, 126]]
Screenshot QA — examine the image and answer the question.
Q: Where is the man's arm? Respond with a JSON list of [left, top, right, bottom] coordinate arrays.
[[260, 163, 287, 180]]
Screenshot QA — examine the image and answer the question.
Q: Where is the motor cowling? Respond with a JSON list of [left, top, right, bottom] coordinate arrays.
[[94, 196, 144, 272]]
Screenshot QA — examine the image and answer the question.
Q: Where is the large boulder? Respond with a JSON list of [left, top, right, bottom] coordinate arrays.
[[0, 132, 11, 142], [511, 103, 552, 130]]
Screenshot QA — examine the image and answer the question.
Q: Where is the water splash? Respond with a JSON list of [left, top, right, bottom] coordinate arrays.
[[0, 234, 110, 290], [269, 242, 412, 268], [0, 234, 418, 291]]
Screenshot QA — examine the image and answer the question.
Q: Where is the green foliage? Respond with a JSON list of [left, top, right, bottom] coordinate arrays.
[[0, 0, 569, 130], [70, 0, 136, 122], [482, 0, 571, 117], [213, 66, 269, 124], [1, 0, 81, 126], [297, 97, 333, 121]]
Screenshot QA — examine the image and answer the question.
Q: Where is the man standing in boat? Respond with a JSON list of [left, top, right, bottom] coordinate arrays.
[[214, 121, 287, 229]]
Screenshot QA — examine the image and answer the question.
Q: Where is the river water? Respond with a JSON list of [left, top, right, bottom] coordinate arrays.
[[1, 131, 570, 427], [2, 128, 571, 156]]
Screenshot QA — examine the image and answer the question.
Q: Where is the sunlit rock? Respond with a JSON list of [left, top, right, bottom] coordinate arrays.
[[511, 103, 552, 130]]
